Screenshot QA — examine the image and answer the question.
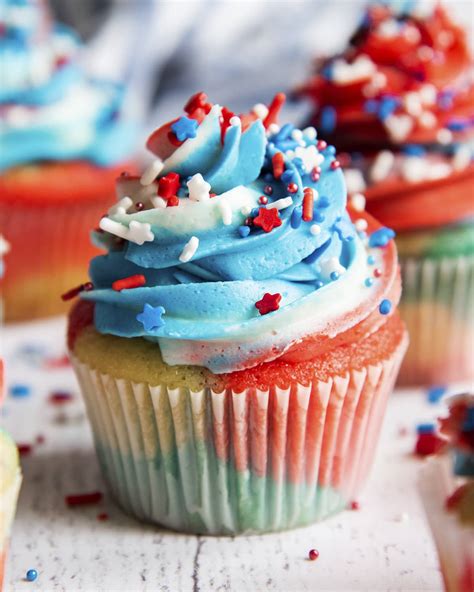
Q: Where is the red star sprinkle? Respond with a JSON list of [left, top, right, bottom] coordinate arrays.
[[253, 207, 282, 233], [255, 293, 282, 315]]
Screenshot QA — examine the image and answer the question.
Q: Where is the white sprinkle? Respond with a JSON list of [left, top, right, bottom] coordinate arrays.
[[286, 150, 295, 159], [426, 163, 452, 180], [403, 91, 422, 117], [151, 196, 167, 209], [438, 30, 454, 48], [418, 45, 434, 61], [291, 129, 303, 142], [187, 173, 211, 201], [303, 126, 317, 140], [99, 217, 129, 240], [437, 128, 453, 145], [401, 156, 427, 183], [404, 24, 421, 44], [419, 84, 437, 105], [332, 54, 376, 85], [452, 146, 471, 172], [241, 205, 252, 216], [344, 168, 366, 194], [179, 236, 199, 263], [252, 103, 269, 120], [268, 123, 280, 135], [370, 150, 395, 183], [99, 218, 154, 245], [362, 83, 378, 98], [377, 19, 400, 38], [355, 218, 368, 231], [108, 196, 133, 216], [419, 111, 437, 129], [0, 235, 11, 257], [266, 197, 293, 211], [372, 71, 387, 89], [140, 159, 164, 186], [320, 257, 346, 278], [229, 116, 241, 127], [293, 145, 324, 171], [350, 193, 366, 212], [310, 224, 321, 235], [218, 200, 233, 225], [384, 114, 414, 143]]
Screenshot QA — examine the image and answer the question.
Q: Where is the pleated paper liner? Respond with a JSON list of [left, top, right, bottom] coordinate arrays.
[[398, 254, 474, 386], [71, 334, 406, 535], [418, 458, 474, 592]]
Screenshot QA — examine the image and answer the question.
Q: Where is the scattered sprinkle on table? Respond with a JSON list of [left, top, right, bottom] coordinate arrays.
[[427, 385, 447, 404], [65, 491, 103, 507], [308, 549, 319, 561], [9, 384, 31, 398], [26, 569, 38, 582]]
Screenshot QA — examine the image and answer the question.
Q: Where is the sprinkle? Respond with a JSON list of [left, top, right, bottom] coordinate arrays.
[[370, 150, 395, 183], [419, 111, 436, 129], [18, 444, 33, 456], [330, 271, 340, 281], [378, 96, 398, 120], [171, 116, 199, 142], [259, 196, 268, 205], [108, 196, 133, 217], [135, 202, 144, 211], [344, 168, 366, 194], [379, 299, 392, 315], [49, 391, 73, 405], [384, 114, 413, 142], [238, 225, 250, 238], [65, 491, 103, 507], [293, 145, 324, 171], [291, 207, 302, 229], [126, 221, 155, 245], [267, 197, 293, 211], [427, 385, 447, 404], [302, 187, 314, 221], [218, 200, 233, 225], [97, 512, 109, 521], [184, 91, 210, 114], [61, 282, 93, 301], [136, 303, 166, 331], [365, 278, 374, 287], [287, 182, 298, 194], [320, 106, 337, 134], [349, 501, 360, 511], [355, 218, 368, 231], [452, 147, 471, 172], [369, 227, 395, 248], [255, 293, 282, 315], [281, 169, 296, 184], [417, 423, 435, 434], [112, 274, 146, 291], [308, 549, 319, 561], [272, 152, 285, 179], [241, 205, 252, 216], [26, 569, 38, 582], [415, 432, 445, 456], [317, 140, 327, 151], [263, 92, 286, 129], [367, 255, 375, 265], [318, 196, 330, 209], [253, 208, 282, 233], [9, 384, 31, 397], [229, 115, 241, 127], [179, 236, 199, 262], [310, 224, 321, 235], [158, 172, 180, 199], [313, 211, 325, 223], [303, 126, 317, 140], [140, 159, 164, 186], [330, 160, 340, 170], [167, 196, 179, 207], [264, 185, 273, 195], [252, 103, 269, 119], [373, 268, 382, 278], [350, 193, 366, 212], [151, 196, 167, 209]]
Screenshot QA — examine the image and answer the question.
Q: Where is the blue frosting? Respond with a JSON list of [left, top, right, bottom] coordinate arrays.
[[0, 4, 135, 170], [82, 107, 367, 373]]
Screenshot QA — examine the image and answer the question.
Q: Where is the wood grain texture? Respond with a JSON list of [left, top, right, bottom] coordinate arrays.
[[3, 318, 447, 591]]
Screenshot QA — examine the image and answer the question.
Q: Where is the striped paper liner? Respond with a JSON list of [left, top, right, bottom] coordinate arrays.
[[71, 332, 406, 535], [398, 254, 474, 386]]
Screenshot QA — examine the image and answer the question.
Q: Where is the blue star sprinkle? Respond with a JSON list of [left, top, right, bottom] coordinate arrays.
[[171, 116, 199, 142], [136, 304, 166, 332]]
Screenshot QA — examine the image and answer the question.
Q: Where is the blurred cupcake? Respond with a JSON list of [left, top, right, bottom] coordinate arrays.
[[67, 92, 408, 534], [296, 0, 474, 386], [419, 393, 474, 592], [0, 0, 136, 321]]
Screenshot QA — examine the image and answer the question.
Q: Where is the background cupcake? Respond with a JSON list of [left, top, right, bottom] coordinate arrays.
[[419, 393, 474, 592], [67, 91, 407, 535], [0, 0, 136, 321], [296, 0, 474, 386]]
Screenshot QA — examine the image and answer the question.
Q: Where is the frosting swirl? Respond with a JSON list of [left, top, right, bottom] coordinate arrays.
[[81, 93, 399, 373], [0, 0, 135, 171]]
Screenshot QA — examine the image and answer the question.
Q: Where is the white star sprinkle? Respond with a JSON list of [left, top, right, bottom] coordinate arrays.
[[293, 145, 324, 171], [187, 173, 211, 202], [99, 217, 154, 245]]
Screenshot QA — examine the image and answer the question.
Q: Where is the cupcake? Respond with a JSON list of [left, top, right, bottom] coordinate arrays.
[[0, 0, 136, 321], [418, 393, 474, 592], [296, 0, 474, 386], [67, 91, 408, 535]]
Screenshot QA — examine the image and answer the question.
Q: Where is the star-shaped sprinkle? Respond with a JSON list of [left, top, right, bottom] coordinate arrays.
[[171, 116, 199, 142], [255, 293, 282, 315], [253, 207, 282, 233], [187, 173, 211, 201], [127, 221, 154, 245], [293, 145, 324, 172], [136, 303, 166, 332]]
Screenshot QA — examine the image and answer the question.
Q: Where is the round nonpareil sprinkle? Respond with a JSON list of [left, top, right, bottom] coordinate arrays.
[[308, 549, 319, 561], [379, 299, 392, 315], [26, 569, 38, 582]]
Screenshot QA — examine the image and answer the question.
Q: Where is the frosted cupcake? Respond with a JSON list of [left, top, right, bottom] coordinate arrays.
[[67, 92, 408, 534], [296, 0, 474, 386], [0, 0, 136, 321], [419, 394, 474, 592]]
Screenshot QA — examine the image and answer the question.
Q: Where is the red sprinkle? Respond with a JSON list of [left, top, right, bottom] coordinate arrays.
[[184, 92, 210, 114], [158, 172, 180, 199], [167, 130, 183, 147], [446, 484, 469, 510], [245, 217, 254, 227], [65, 491, 103, 507], [220, 106, 235, 141], [259, 195, 268, 205], [317, 140, 327, 151], [302, 187, 314, 222], [96, 512, 109, 521], [330, 160, 341, 170], [287, 183, 298, 194], [373, 268, 382, 278], [135, 202, 144, 211], [255, 292, 282, 315], [49, 391, 74, 405], [311, 171, 320, 182], [44, 354, 71, 369], [253, 207, 282, 233], [61, 282, 93, 302], [308, 549, 319, 561], [264, 185, 273, 196], [263, 92, 286, 129], [17, 444, 33, 456], [415, 433, 445, 456], [112, 274, 146, 292], [272, 152, 285, 180], [36, 435, 45, 444], [167, 195, 179, 207], [349, 500, 360, 510]]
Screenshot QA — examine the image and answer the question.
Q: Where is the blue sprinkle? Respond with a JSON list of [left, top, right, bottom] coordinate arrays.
[[447, 119, 469, 132], [292, 157, 306, 174], [318, 196, 330, 209], [437, 92, 454, 110], [314, 280, 324, 289], [136, 303, 166, 332], [274, 139, 298, 152], [313, 211, 325, 223], [402, 144, 426, 157], [364, 99, 378, 114], [26, 569, 38, 582], [378, 96, 398, 121], [238, 226, 250, 238], [369, 227, 396, 248], [365, 278, 374, 287], [263, 173, 274, 182], [367, 255, 375, 265], [326, 145, 336, 156], [274, 123, 294, 141], [291, 207, 302, 229], [322, 64, 333, 80], [9, 384, 31, 398], [320, 106, 337, 134], [281, 169, 296, 183], [417, 423, 435, 434], [330, 271, 340, 281], [251, 208, 260, 218], [171, 116, 198, 142], [379, 299, 392, 315], [427, 385, 447, 404]]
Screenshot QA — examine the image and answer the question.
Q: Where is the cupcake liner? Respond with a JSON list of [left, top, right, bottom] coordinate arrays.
[[71, 335, 406, 535], [398, 254, 474, 386], [418, 458, 474, 592]]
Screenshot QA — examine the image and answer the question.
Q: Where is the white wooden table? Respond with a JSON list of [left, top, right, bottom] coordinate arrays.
[[2, 316, 462, 592]]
